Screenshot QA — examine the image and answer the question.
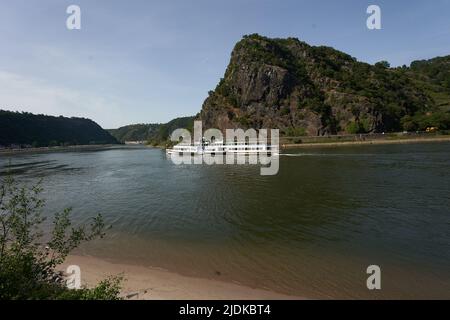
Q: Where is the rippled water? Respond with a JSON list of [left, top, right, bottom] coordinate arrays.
[[1, 143, 449, 299]]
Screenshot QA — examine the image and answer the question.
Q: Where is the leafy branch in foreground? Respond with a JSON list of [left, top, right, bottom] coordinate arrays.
[[0, 174, 122, 300]]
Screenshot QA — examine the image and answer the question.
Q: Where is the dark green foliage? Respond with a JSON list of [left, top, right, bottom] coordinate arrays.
[[401, 111, 450, 131], [0, 174, 122, 300], [410, 56, 450, 90], [236, 34, 300, 70], [284, 127, 307, 137], [107, 123, 161, 142], [236, 115, 250, 127], [346, 119, 371, 134], [108, 116, 194, 145], [54, 276, 122, 300], [0, 110, 118, 147], [407, 56, 450, 111], [157, 117, 195, 142], [375, 61, 391, 69]]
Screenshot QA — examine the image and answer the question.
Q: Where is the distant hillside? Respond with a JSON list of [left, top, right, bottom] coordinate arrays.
[[108, 116, 194, 145], [199, 34, 450, 135], [107, 123, 161, 142], [0, 110, 118, 147]]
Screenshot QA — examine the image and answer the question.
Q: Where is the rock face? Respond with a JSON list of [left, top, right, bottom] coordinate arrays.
[[199, 34, 437, 135]]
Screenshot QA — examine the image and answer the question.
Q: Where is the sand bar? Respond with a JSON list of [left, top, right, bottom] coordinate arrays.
[[61, 255, 303, 300]]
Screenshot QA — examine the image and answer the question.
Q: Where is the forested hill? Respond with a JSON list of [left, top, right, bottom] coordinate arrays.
[[108, 116, 194, 144], [0, 110, 118, 147]]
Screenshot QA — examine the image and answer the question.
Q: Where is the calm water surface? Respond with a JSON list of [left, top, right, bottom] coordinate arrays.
[[1, 143, 449, 299]]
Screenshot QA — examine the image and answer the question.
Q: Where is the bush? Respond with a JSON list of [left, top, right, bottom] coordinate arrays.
[[346, 118, 371, 134], [285, 127, 307, 137], [401, 112, 450, 131], [55, 276, 122, 300], [0, 174, 122, 300]]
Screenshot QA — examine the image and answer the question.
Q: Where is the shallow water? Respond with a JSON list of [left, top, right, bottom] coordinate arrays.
[[1, 143, 449, 299]]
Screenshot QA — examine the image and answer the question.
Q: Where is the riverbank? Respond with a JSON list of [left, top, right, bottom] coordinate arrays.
[[4, 135, 449, 155], [61, 255, 302, 300], [150, 134, 450, 151], [282, 135, 450, 149], [0, 144, 124, 156]]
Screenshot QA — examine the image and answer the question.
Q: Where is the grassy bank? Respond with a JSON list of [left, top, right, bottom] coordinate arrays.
[[282, 134, 450, 149]]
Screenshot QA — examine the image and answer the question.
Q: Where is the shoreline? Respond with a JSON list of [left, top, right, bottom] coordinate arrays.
[[60, 255, 303, 300], [0, 144, 126, 156], [2, 136, 450, 156], [282, 135, 450, 149]]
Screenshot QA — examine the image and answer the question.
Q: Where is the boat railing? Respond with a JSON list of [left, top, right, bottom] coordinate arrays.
[[183, 142, 272, 147]]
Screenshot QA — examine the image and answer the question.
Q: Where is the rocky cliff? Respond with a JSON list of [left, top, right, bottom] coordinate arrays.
[[199, 34, 447, 135]]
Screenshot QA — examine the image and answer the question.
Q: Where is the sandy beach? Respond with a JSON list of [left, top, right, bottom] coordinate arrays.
[[60, 255, 302, 300]]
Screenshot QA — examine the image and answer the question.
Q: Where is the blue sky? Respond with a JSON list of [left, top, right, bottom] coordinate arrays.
[[1, 0, 450, 128]]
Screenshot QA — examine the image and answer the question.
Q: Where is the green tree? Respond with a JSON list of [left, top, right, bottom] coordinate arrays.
[[346, 119, 370, 134], [0, 174, 122, 300], [375, 60, 391, 69]]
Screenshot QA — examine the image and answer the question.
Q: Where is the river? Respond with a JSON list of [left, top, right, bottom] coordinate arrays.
[[1, 142, 449, 298]]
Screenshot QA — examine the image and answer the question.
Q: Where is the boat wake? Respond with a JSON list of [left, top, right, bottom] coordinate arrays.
[[280, 153, 307, 157]]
